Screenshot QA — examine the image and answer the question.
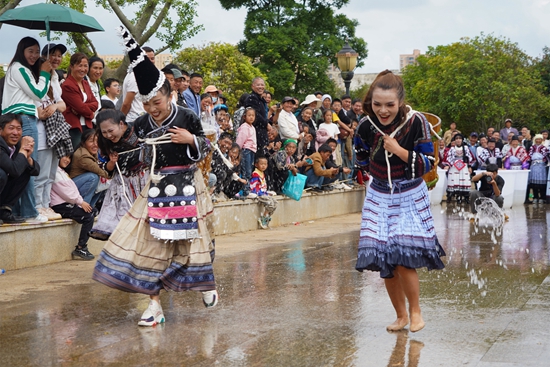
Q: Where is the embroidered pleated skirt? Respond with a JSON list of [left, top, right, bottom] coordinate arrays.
[[356, 178, 445, 278], [92, 168, 216, 295]]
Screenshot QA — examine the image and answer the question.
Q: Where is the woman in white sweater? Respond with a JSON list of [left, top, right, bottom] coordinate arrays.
[[50, 155, 95, 260], [2, 37, 52, 222]]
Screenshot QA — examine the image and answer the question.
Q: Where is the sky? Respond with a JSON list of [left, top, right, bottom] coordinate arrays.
[[1, 0, 550, 73]]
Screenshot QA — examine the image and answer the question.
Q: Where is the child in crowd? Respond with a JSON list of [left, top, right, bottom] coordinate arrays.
[[50, 155, 95, 260], [223, 143, 248, 198], [236, 107, 257, 198], [250, 155, 278, 229], [318, 109, 340, 140]]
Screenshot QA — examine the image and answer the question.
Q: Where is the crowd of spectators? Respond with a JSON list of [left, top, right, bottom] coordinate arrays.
[[0, 37, 368, 259], [439, 119, 550, 210]]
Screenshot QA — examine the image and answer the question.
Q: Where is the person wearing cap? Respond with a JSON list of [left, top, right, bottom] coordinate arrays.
[[204, 85, 222, 106], [499, 119, 519, 140], [93, 29, 218, 327], [476, 135, 488, 169], [443, 121, 461, 146], [527, 134, 547, 203], [299, 94, 322, 124], [161, 66, 183, 104], [2, 37, 52, 222], [120, 46, 155, 122], [276, 96, 301, 141], [503, 135, 529, 170], [443, 133, 474, 203], [35, 42, 72, 221], [479, 137, 503, 168], [320, 94, 332, 114], [213, 104, 233, 135]]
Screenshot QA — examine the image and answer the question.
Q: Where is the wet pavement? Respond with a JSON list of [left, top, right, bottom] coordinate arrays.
[[1, 204, 550, 366]]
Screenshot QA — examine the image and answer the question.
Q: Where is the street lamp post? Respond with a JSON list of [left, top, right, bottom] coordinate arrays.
[[336, 41, 359, 95]]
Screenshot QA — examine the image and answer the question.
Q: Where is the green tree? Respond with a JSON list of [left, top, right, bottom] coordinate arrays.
[[536, 46, 550, 95], [403, 34, 550, 135], [48, 0, 202, 80], [350, 83, 369, 102], [219, 0, 367, 100], [174, 42, 269, 110], [0, 0, 22, 28]]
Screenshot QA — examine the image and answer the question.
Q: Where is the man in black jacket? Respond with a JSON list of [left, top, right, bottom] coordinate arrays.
[[0, 114, 40, 224], [245, 77, 269, 155]]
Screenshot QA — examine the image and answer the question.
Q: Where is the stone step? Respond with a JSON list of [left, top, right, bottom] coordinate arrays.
[[0, 187, 366, 271]]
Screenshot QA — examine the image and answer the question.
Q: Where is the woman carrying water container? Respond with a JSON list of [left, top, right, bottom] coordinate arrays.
[[355, 70, 446, 333]]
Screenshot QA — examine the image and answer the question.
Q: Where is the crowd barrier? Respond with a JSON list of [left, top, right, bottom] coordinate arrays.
[[429, 168, 529, 208]]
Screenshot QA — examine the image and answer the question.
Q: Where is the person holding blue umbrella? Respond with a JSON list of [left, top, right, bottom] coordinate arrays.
[[1, 36, 52, 222]]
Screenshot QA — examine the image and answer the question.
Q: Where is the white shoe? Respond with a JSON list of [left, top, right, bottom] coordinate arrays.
[[246, 193, 257, 199], [202, 290, 219, 308], [26, 213, 48, 223], [138, 300, 165, 327], [341, 183, 352, 190], [38, 207, 62, 220]]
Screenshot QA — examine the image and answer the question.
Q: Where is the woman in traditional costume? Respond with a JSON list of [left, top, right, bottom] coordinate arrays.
[[92, 28, 218, 327], [503, 135, 529, 170], [355, 70, 445, 333], [88, 109, 148, 240], [444, 134, 474, 203], [528, 134, 547, 203]]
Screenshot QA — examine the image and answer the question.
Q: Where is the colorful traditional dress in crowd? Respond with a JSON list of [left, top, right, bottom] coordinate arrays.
[[89, 124, 148, 240], [355, 108, 445, 278], [503, 145, 529, 170], [445, 135, 474, 199], [271, 147, 297, 193], [528, 140, 547, 202]]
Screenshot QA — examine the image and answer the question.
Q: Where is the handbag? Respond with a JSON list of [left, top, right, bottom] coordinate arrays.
[[282, 172, 307, 201], [95, 176, 111, 193]]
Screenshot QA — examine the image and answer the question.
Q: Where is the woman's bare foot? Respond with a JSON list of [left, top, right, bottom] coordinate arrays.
[[409, 313, 425, 332], [386, 317, 409, 331]]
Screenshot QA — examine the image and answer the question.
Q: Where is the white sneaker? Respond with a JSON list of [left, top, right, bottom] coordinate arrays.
[[341, 183, 352, 190], [331, 183, 344, 190], [202, 290, 219, 308], [138, 300, 165, 327], [38, 207, 62, 220], [26, 214, 48, 223], [246, 193, 257, 199]]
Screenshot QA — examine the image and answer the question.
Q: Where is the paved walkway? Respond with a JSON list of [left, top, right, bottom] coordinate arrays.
[[1, 205, 550, 366]]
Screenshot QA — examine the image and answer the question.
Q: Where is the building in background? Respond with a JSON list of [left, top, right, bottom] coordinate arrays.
[[99, 53, 173, 69], [327, 64, 400, 93], [400, 49, 422, 70]]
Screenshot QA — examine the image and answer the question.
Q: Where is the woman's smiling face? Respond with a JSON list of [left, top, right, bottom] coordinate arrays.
[[371, 87, 400, 126]]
